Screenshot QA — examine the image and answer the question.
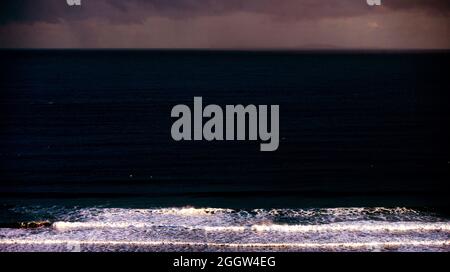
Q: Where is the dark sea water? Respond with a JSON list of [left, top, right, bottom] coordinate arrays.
[[0, 50, 449, 251]]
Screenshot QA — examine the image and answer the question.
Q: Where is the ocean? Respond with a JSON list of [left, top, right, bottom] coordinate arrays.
[[0, 50, 449, 251]]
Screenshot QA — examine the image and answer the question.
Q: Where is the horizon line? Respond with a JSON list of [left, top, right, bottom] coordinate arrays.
[[1, 48, 449, 52]]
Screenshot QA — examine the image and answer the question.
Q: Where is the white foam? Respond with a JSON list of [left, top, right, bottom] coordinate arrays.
[[1, 238, 449, 250], [250, 222, 450, 233], [52, 221, 450, 233], [3, 206, 450, 252]]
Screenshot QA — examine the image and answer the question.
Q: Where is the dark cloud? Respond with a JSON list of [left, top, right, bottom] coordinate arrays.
[[1, 0, 449, 24], [1, 1, 448, 49], [385, 0, 450, 14]]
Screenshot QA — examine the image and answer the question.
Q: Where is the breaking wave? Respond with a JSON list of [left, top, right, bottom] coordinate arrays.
[[1, 207, 449, 252]]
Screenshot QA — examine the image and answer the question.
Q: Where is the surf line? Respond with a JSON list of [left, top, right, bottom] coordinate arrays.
[[1, 239, 449, 249], [171, 97, 279, 151]]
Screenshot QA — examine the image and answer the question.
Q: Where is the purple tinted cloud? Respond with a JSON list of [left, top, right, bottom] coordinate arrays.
[[0, 0, 449, 49], [1, 0, 449, 24]]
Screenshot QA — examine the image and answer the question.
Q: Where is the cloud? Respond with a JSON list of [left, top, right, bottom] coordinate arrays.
[[385, 0, 450, 14], [0, 0, 449, 49], [1, 0, 449, 24]]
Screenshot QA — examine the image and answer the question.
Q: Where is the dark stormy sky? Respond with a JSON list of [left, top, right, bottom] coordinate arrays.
[[0, 0, 449, 49]]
